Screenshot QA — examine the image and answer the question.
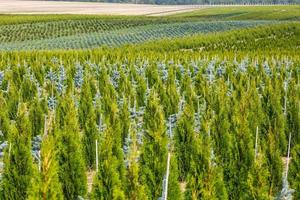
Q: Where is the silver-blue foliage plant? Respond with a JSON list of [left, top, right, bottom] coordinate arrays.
[[74, 62, 84, 89]]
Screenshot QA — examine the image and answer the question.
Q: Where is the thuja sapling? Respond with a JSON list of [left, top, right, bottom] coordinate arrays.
[[160, 113, 177, 200], [0, 135, 42, 174]]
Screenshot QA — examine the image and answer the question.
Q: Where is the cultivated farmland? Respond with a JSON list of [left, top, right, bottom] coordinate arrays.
[[0, 3, 299, 200], [0, 0, 203, 15]]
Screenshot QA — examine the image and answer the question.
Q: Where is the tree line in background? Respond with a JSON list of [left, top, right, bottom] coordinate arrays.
[[49, 0, 300, 5]]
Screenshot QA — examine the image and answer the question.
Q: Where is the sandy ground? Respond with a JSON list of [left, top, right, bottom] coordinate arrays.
[[0, 0, 206, 16]]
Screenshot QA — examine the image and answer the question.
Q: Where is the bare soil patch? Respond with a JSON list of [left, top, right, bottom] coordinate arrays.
[[0, 0, 205, 16]]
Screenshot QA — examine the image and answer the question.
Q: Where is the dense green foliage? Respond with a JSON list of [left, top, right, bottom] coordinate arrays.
[[2, 105, 34, 200], [175, 5, 300, 20], [134, 22, 300, 52], [0, 5, 299, 200], [0, 5, 299, 26], [0, 6, 299, 51], [0, 20, 275, 51], [0, 49, 298, 199]]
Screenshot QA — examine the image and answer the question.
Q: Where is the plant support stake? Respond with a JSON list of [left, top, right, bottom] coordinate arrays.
[[164, 152, 170, 200], [285, 133, 291, 180], [96, 139, 98, 173], [255, 126, 259, 161]]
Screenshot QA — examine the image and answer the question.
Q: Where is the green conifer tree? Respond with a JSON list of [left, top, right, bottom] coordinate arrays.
[[119, 97, 130, 145], [174, 103, 196, 181], [28, 135, 63, 200], [185, 132, 228, 200], [265, 130, 284, 197], [140, 91, 168, 199], [56, 94, 87, 199], [29, 98, 45, 137], [289, 145, 300, 199], [91, 127, 125, 200], [125, 123, 147, 200], [246, 152, 271, 200], [165, 66, 179, 116], [0, 92, 10, 139], [79, 78, 98, 169], [2, 103, 33, 200]]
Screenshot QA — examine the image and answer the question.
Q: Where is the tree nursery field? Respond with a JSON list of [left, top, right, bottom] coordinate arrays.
[[0, 2, 299, 200]]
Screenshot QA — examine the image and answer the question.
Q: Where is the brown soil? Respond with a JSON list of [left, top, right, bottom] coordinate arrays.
[[0, 0, 205, 16]]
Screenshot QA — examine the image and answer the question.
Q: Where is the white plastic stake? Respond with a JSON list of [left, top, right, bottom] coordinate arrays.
[[134, 97, 136, 114], [8, 143, 11, 157], [146, 78, 149, 91], [98, 114, 102, 132], [285, 133, 292, 180], [168, 117, 172, 138], [197, 99, 200, 117], [255, 126, 259, 161], [96, 140, 98, 173], [38, 151, 41, 172], [164, 153, 171, 200], [44, 115, 48, 136], [284, 94, 287, 116]]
